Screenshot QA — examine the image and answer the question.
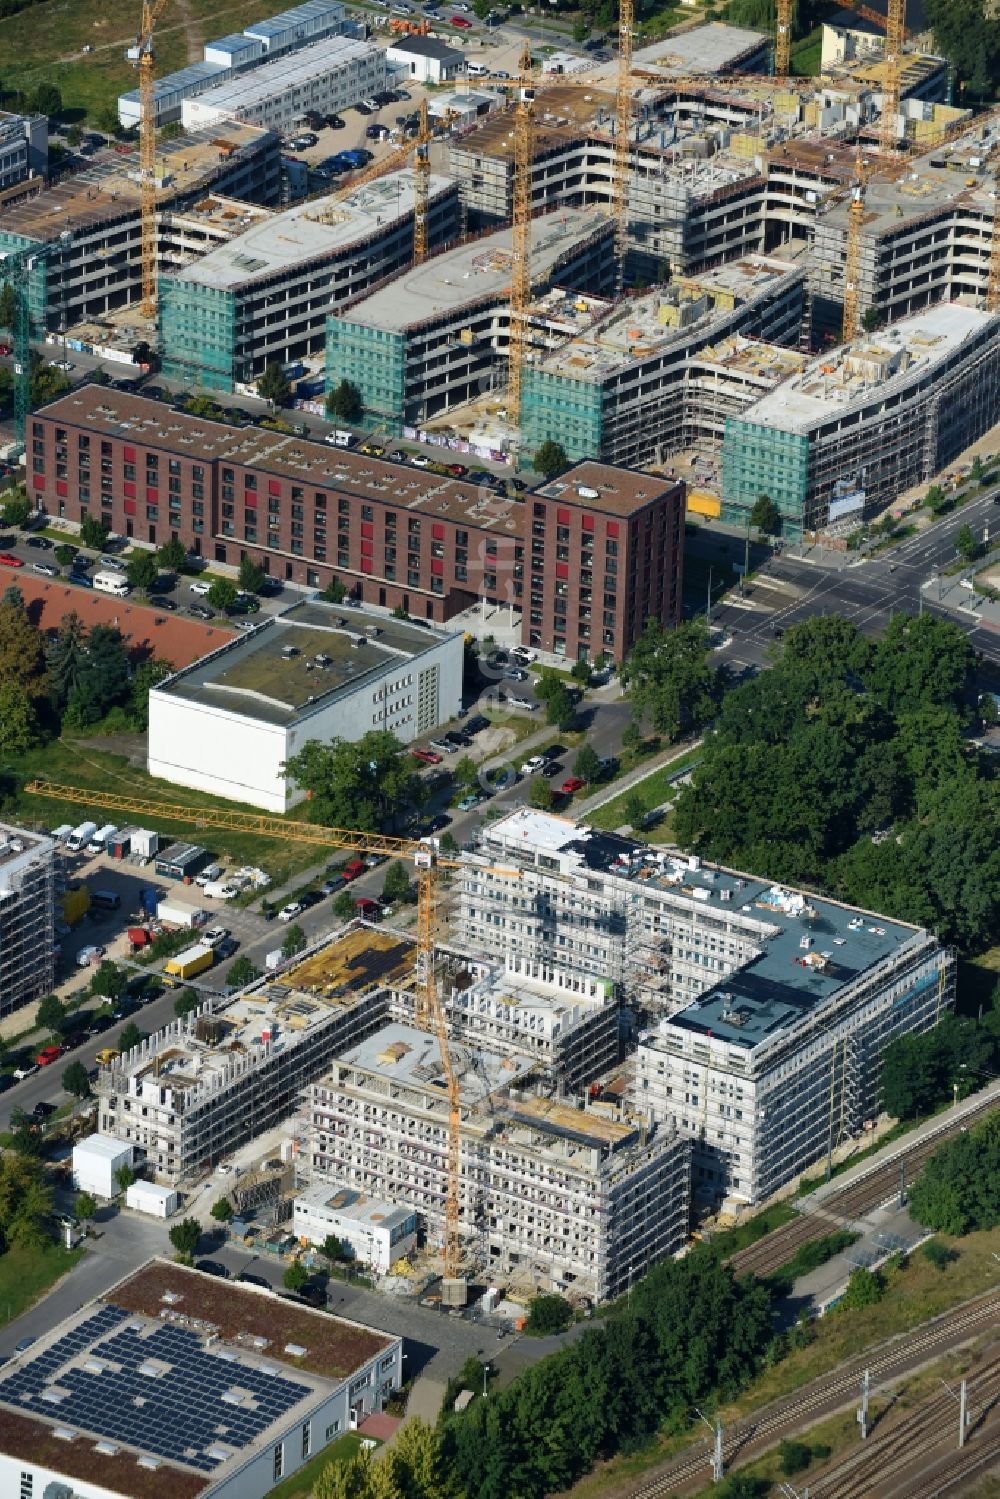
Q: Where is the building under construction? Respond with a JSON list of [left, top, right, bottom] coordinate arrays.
[[159, 170, 459, 392], [304, 1021, 690, 1302], [721, 302, 1000, 536], [0, 822, 56, 1020], [0, 123, 280, 335], [459, 810, 952, 1206], [95, 925, 415, 1184], [518, 255, 806, 467], [323, 208, 617, 431]]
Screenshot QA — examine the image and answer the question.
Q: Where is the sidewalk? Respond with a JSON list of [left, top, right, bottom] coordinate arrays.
[[575, 737, 703, 820]]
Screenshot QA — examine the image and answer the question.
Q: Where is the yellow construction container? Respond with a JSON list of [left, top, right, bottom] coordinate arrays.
[[164, 943, 215, 981], [687, 489, 721, 519], [62, 885, 91, 926]]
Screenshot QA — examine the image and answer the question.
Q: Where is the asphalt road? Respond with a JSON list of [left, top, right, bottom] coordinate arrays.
[[704, 488, 1000, 675]]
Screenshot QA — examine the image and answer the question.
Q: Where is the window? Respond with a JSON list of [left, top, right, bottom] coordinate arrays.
[[301, 1421, 311, 1459], [325, 1421, 341, 1442], [273, 1444, 284, 1481], [19, 1474, 33, 1499]]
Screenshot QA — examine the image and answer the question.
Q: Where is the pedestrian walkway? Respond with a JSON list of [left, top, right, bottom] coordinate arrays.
[[405, 1375, 447, 1425], [574, 737, 702, 820]]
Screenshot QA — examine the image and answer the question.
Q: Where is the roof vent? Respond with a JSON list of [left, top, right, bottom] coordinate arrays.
[[283, 1342, 308, 1357]]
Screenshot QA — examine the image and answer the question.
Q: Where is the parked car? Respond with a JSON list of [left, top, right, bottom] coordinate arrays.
[[298, 890, 322, 910], [542, 760, 563, 778], [505, 667, 528, 682], [149, 595, 177, 610], [422, 813, 451, 834], [341, 858, 366, 882], [25, 536, 52, 550], [32, 561, 59, 577], [457, 794, 482, 812], [36, 1044, 63, 1066], [189, 603, 214, 620], [50, 358, 74, 372], [451, 13, 472, 23], [560, 776, 585, 795], [12, 1061, 38, 1081], [429, 738, 455, 754], [0, 342, 11, 356], [521, 755, 545, 775], [464, 714, 490, 735], [278, 902, 303, 922], [189, 580, 211, 596], [203, 926, 229, 947], [196, 1260, 229, 1278], [0, 553, 23, 567], [411, 747, 443, 765], [506, 695, 536, 711]]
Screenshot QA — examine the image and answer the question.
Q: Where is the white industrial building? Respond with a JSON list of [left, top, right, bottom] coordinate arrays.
[[293, 1185, 417, 1272], [385, 35, 465, 84], [96, 926, 414, 1183], [0, 822, 56, 1020], [125, 1179, 179, 1217], [181, 37, 385, 134], [118, 0, 351, 127], [0, 1259, 402, 1499], [304, 1021, 690, 1302], [72, 1135, 135, 1200], [0, 111, 47, 193], [459, 811, 954, 1209], [147, 600, 463, 812]]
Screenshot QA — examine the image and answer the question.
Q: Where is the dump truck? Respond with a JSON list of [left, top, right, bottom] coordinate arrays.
[[164, 942, 214, 982]]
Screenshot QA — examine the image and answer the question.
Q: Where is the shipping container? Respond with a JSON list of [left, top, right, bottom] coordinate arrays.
[[157, 898, 207, 928], [164, 943, 214, 980]]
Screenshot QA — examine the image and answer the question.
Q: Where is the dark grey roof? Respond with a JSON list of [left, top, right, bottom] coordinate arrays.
[[388, 35, 463, 61]]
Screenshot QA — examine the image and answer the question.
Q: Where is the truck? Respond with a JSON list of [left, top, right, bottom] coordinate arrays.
[[65, 821, 98, 853], [164, 942, 214, 981], [87, 824, 118, 855], [157, 898, 208, 928]]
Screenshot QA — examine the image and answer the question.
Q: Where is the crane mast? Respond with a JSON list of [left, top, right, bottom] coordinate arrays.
[[612, 0, 634, 284], [412, 99, 431, 265], [842, 147, 867, 341], [775, 0, 792, 79], [128, 0, 168, 319], [507, 42, 534, 428]]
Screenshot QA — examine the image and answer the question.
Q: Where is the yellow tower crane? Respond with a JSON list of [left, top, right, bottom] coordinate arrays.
[[412, 99, 431, 265], [842, 145, 867, 341], [775, 0, 793, 79], [128, 0, 169, 319], [878, 0, 905, 157], [612, 0, 634, 281], [25, 777, 518, 1291], [506, 42, 535, 427]]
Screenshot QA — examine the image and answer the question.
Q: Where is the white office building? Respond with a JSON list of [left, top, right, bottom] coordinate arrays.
[[182, 37, 385, 133], [0, 111, 47, 192], [293, 1185, 417, 1272]]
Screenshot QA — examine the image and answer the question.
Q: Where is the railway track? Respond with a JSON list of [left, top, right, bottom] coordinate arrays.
[[623, 1294, 1000, 1498], [808, 1356, 1000, 1499], [728, 1094, 1000, 1281], [903, 1425, 1000, 1498]]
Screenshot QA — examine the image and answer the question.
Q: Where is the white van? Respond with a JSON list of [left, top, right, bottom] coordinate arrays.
[[93, 571, 130, 597], [467, 61, 489, 75], [87, 824, 118, 855]]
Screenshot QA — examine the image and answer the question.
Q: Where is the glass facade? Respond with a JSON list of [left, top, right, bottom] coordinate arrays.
[[721, 418, 810, 540], [0, 231, 47, 337], [159, 280, 237, 392], [325, 315, 405, 433], [520, 367, 604, 463]]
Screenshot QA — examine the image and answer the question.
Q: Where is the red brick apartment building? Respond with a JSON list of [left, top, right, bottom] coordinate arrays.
[[30, 386, 684, 661]]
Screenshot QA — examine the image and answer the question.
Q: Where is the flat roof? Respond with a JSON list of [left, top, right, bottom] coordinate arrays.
[[35, 385, 525, 535], [156, 598, 459, 725], [587, 21, 768, 83], [387, 35, 462, 60], [336, 207, 608, 332], [0, 123, 271, 241], [479, 809, 923, 1048], [295, 1183, 414, 1230], [535, 255, 800, 382], [186, 36, 377, 115], [534, 461, 683, 517], [336, 1021, 533, 1103], [245, 0, 344, 39], [171, 169, 451, 288], [739, 303, 997, 434], [0, 1259, 392, 1495]]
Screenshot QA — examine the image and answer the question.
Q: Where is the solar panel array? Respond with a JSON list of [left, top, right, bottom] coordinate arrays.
[[0, 1305, 312, 1473]]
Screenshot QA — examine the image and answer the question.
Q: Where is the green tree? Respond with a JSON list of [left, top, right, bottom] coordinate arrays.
[[281, 922, 307, 958], [622, 617, 719, 742], [128, 658, 172, 731], [454, 754, 479, 790], [840, 1266, 886, 1309], [0, 281, 16, 333], [322, 1233, 344, 1263], [283, 1259, 310, 1292], [238, 555, 266, 594], [624, 792, 646, 828], [382, 860, 413, 905], [0, 593, 45, 691], [534, 674, 576, 730], [174, 987, 200, 1018], [0, 490, 32, 527], [779, 1439, 812, 1475], [30, 82, 62, 117], [80, 514, 110, 551], [861, 306, 884, 332], [157, 537, 188, 573], [211, 1197, 234, 1222], [322, 576, 347, 604], [126, 550, 159, 592], [54, 543, 78, 568], [925, 484, 949, 515], [228, 954, 261, 987], [326, 379, 362, 422], [573, 744, 602, 782], [333, 887, 356, 921], [970, 454, 985, 484], [258, 362, 291, 407], [530, 777, 554, 809], [524, 1293, 573, 1335], [118, 1021, 143, 1054], [62, 1059, 92, 1098], [114, 1162, 136, 1193], [168, 1217, 201, 1257], [909, 1113, 1000, 1235], [35, 992, 65, 1036], [925, 0, 1000, 100], [920, 1238, 954, 1271], [570, 657, 591, 684], [68, 623, 130, 726], [0, 682, 42, 756], [955, 521, 977, 561], [749, 493, 781, 537], [89, 960, 126, 1000], [533, 439, 568, 481], [284, 731, 420, 832], [75, 1190, 97, 1226], [207, 577, 238, 612]]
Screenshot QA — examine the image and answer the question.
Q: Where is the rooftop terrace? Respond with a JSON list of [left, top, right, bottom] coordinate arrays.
[[172, 170, 452, 288], [156, 598, 459, 725], [740, 302, 998, 432], [337, 207, 608, 332]]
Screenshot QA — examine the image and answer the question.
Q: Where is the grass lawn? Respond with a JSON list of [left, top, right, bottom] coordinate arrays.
[[265, 1432, 379, 1499], [483, 707, 549, 746], [587, 748, 701, 833], [14, 737, 330, 887], [791, 27, 823, 76], [0, 1243, 84, 1324]]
